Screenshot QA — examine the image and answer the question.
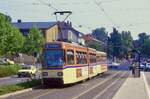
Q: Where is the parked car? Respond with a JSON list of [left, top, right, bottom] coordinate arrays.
[[108, 62, 120, 69], [140, 63, 146, 70], [0, 58, 14, 65], [144, 63, 150, 71], [17, 66, 38, 78]]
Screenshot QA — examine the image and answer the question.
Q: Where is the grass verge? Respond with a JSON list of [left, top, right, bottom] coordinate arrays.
[[0, 79, 41, 95], [0, 64, 21, 77]]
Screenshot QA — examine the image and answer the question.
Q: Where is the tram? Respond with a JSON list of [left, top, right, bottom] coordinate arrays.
[[42, 42, 107, 85]]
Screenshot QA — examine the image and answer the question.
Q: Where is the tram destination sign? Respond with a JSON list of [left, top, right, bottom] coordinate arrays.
[[45, 43, 61, 49]]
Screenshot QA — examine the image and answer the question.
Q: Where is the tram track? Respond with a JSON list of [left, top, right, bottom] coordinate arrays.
[[92, 72, 129, 99], [72, 71, 129, 99], [6, 71, 128, 99], [29, 71, 121, 99]]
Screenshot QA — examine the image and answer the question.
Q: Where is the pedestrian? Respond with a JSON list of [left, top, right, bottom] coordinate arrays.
[[132, 62, 136, 77]]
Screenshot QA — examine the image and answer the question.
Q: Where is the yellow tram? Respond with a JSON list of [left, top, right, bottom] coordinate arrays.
[[42, 42, 107, 85]]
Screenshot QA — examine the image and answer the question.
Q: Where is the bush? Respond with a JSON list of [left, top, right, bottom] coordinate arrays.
[[0, 64, 21, 77], [0, 79, 41, 95]]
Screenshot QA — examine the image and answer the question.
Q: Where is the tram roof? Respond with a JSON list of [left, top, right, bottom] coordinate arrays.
[[96, 51, 106, 54]]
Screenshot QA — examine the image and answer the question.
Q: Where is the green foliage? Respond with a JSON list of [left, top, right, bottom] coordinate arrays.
[[134, 32, 150, 58], [90, 27, 108, 51], [138, 33, 149, 45], [141, 39, 150, 57], [108, 28, 133, 59], [0, 79, 41, 95], [22, 28, 44, 56], [86, 41, 102, 51], [91, 27, 134, 59], [121, 31, 133, 58], [0, 64, 21, 77], [108, 28, 122, 58], [92, 27, 108, 43], [0, 13, 24, 56]]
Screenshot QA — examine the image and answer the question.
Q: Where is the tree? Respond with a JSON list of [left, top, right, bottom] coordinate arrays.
[[22, 27, 44, 57], [92, 27, 108, 52], [134, 32, 150, 58], [121, 31, 133, 58], [141, 39, 150, 57], [138, 33, 149, 45], [109, 28, 122, 59], [0, 13, 24, 56], [86, 41, 102, 51], [92, 27, 108, 43]]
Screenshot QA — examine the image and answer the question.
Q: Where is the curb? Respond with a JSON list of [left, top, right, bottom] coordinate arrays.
[[0, 77, 11, 80], [142, 72, 150, 99], [0, 86, 40, 99]]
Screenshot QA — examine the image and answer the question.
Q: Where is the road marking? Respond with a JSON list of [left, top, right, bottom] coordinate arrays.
[[81, 84, 89, 86], [142, 72, 150, 99], [72, 71, 122, 99], [92, 72, 127, 99], [31, 89, 57, 99]]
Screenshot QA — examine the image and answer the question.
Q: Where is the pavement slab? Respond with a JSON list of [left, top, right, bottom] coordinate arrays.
[[113, 73, 149, 99]]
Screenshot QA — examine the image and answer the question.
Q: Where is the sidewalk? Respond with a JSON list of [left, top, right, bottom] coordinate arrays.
[[113, 72, 150, 99]]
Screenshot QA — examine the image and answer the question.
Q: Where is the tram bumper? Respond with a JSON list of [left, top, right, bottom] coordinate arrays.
[[42, 78, 64, 85]]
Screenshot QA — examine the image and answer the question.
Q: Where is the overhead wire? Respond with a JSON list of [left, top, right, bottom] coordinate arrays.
[[94, 0, 116, 27], [38, 0, 58, 11]]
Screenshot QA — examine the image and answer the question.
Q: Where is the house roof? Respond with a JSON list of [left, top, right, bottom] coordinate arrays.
[[12, 22, 57, 29]]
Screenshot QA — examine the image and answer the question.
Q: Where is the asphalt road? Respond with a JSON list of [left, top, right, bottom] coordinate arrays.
[[0, 63, 129, 87], [0, 73, 41, 86], [0, 76, 31, 86], [6, 70, 130, 99]]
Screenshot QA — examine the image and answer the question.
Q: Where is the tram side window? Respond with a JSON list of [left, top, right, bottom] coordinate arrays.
[[80, 52, 87, 64], [93, 55, 96, 63], [76, 52, 87, 64], [83, 52, 87, 64], [90, 54, 96, 63], [96, 55, 101, 62], [102, 55, 107, 62], [67, 50, 75, 65], [76, 52, 80, 64]]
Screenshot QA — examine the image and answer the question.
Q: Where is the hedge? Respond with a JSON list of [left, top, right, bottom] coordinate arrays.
[[0, 64, 21, 77], [0, 79, 41, 95]]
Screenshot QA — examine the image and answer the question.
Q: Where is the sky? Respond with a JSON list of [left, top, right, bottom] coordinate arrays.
[[0, 0, 150, 39]]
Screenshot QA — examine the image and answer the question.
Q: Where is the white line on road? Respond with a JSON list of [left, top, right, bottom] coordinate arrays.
[[31, 89, 58, 99], [142, 72, 150, 99], [92, 72, 127, 99], [72, 71, 122, 99]]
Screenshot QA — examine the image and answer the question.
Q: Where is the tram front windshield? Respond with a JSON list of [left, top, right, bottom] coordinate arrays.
[[44, 50, 64, 67]]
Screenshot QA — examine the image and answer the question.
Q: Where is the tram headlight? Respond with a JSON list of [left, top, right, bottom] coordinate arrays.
[[42, 72, 48, 76], [57, 72, 63, 76]]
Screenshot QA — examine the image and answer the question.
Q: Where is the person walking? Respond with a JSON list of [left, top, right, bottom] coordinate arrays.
[[132, 62, 136, 77]]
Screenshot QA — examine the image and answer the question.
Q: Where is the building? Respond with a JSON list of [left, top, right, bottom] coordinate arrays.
[[12, 20, 84, 44], [82, 34, 106, 51], [82, 34, 101, 43]]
